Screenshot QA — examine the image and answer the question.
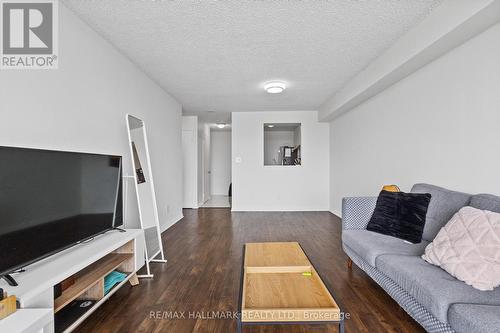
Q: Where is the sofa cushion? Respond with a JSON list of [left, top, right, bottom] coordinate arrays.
[[342, 230, 429, 267], [422, 206, 500, 291], [449, 304, 500, 333], [411, 183, 471, 241], [470, 193, 500, 213], [376, 255, 500, 323], [367, 190, 431, 243]]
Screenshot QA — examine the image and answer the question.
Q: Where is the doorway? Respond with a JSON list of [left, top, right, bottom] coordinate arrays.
[[202, 128, 231, 208]]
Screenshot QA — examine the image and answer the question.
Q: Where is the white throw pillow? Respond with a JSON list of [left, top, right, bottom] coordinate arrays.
[[422, 206, 500, 291]]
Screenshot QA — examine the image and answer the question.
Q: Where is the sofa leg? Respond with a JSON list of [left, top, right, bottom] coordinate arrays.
[[347, 258, 353, 269]]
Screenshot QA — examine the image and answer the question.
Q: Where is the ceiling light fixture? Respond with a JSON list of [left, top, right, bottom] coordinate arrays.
[[216, 123, 226, 129], [264, 81, 286, 94], [267, 124, 275, 128]]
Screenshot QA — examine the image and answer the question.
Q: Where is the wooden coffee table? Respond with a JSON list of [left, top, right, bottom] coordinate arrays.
[[238, 242, 344, 332]]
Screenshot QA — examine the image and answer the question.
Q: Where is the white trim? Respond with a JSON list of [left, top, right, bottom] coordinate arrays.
[[160, 213, 184, 234], [329, 209, 341, 218], [231, 207, 329, 212]]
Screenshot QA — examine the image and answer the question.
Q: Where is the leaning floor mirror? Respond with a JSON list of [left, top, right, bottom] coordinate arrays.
[[126, 114, 166, 278]]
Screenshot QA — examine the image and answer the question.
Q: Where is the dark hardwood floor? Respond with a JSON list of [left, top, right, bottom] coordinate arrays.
[[76, 209, 425, 333]]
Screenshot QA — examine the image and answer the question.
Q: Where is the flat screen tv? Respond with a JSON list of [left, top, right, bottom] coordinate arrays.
[[0, 146, 123, 282]]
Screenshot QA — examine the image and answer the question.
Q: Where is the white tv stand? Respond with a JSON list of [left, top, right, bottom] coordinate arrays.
[[0, 229, 145, 333]]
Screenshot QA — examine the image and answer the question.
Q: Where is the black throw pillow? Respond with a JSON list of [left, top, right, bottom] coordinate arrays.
[[367, 190, 431, 244]]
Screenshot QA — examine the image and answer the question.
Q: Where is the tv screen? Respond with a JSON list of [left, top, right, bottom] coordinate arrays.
[[0, 146, 123, 276]]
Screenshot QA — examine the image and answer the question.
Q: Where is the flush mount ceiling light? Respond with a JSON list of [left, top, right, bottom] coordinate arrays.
[[267, 124, 275, 128], [264, 81, 286, 94], [216, 123, 226, 129]]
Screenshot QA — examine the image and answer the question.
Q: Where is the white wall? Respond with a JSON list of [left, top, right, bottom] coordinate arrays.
[[232, 111, 329, 211], [210, 131, 232, 196], [329, 22, 500, 215], [294, 126, 301, 147], [0, 4, 184, 231], [182, 116, 198, 208]]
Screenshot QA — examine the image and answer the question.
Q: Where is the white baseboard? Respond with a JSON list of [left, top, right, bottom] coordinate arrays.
[[329, 209, 341, 218], [231, 207, 329, 212], [231, 202, 330, 212], [160, 213, 184, 233]]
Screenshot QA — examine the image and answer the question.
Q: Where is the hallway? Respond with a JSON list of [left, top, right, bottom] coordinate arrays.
[[201, 195, 231, 208]]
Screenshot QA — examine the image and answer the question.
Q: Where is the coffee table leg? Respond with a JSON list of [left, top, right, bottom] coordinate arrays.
[[339, 319, 345, 333]]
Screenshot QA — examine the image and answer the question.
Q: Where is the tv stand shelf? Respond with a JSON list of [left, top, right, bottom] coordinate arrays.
[[54, 253, 133, 313], [0, 229, 146, 333]]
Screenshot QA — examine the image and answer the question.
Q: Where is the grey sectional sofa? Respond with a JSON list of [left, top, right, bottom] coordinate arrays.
[[342, 183, 500, 333]]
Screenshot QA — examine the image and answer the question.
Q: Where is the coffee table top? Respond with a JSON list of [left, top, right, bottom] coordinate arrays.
[[241, 242, 341, 323], [244, 242, 312, 273]]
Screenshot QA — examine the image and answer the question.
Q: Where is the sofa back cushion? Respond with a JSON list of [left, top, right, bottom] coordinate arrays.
[[470, 193, 500, 213], [411, 183, 471, 241]]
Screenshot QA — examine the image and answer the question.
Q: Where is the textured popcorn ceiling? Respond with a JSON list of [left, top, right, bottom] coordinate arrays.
[[63, 0, 442, 113]]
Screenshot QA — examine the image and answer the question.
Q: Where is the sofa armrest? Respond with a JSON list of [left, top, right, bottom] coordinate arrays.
[[342, 197, 378, 230]]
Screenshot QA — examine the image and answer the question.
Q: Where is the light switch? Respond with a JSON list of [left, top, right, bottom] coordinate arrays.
[[235, 157, 242, 163]]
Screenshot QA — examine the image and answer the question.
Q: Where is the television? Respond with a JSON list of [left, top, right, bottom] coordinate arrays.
[[0, 146, 123, 283]]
